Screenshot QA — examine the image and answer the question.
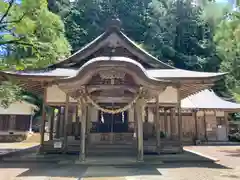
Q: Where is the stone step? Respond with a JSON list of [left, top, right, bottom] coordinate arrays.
[[86, 144, 136, 156], [87, 147, 135, 151], [87, 144, 135, 149]]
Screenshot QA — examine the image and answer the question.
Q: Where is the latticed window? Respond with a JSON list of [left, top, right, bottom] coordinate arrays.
[[216, 117, 225, 126]]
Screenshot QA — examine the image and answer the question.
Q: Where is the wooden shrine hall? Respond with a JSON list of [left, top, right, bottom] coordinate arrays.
[[0, 19, 227, 162]]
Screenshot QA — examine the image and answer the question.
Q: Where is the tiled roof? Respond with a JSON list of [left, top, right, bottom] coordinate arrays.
[[48, 22, 173, 69], [147, 69, 226, 79], [3, 59, 225, 79], [3, 68, 77, 77], [181, 89, 240, 110]]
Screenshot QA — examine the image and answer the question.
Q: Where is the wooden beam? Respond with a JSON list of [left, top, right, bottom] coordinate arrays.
[[49, 108, 54, 140], [177, 86, 183, 152], [91, 96, 133, 103], [86, 85, 138, 93], [75, 105, 79, 137], [80, 100, 87, 161], [194, 111, 198, 140], [63, 94, 69, 152], [155, 94, 160, 153], [170, 108, 174, 140], [136, 99, 144, 162], [203, 111, 207, 141], [59, 107, 65, 138], [164, 109, 168, 136], [40, 86, 47, 152], [55, 107, 61, 138]]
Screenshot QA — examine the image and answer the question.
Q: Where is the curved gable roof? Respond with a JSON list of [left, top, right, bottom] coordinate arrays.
[[49, 20, 173, 69]]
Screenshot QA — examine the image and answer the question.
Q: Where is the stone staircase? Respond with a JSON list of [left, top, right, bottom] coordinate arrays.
[[86, 143, 137, 156]]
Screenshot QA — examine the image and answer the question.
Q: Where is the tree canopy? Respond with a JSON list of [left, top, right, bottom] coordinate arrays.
[[214, 9, 240, 101], [0, 0, 239, 108], [52, 0, 236, 98], [0, 0, 71, 69], [0, 0, 71, 107], [55, 0, 223, 71]]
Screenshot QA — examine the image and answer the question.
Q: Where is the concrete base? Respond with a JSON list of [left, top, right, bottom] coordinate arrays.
[[2, 150, 216, 165], [74, 157, 150, 166]]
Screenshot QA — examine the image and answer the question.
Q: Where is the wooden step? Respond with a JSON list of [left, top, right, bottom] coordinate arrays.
[[86, 143, 136, 156], [87, 144, 135, 149]]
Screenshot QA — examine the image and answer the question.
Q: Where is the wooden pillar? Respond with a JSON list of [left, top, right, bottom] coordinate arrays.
[[40, 86, 47, 151], [194, 110, 198, 140], [136, 99, 144, 162], [224, 112, 229, 137], [55, 107, 61, 138], [80, 99, 87, 161], [164, 109, 168, 136], [59, 107, 65, 137], [87, 104, 92, 136], [203, 111, 207, 141], [75, 106, 79, 137], [49, 108, 55, 140], [134, 104, 138, 155], [170, 108, 174, 139], [63, 94, 69, 152], [155, 95, 160, 152], [72, 105, 77, 137], [128, 106, 134, 132], [177, 86, 183, 152], [133, 105, 137, 141]]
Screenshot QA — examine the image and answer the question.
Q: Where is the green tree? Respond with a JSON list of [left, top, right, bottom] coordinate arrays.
[[0, 0, 71, 69], [62, 0, 151, 53], [22, 91, 52, 120], [47, 0, 72, 17], [58, 0, 221, 71], [214, 10, 240, 101], [0, 0, 71, 107]]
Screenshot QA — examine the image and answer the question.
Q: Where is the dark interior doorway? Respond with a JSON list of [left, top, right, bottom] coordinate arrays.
[[97, 110, 128, 133]]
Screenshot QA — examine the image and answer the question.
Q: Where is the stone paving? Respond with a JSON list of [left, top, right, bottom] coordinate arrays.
[[1, 145, 240, 180], [0, 142, 39, 155], [0, 143, 39, 149], [184, 145, 240, 168], [0, 162, 240, 180]]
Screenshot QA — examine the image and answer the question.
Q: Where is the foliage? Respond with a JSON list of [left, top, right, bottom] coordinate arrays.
[[58, 0, 222, 72], [0, 0, 71, 69], [0, 81, 22, 108], [214, 10, 240, 100], [47, 0, 72, 17], [22, 91, 53, 120], [55, 0, 237, 98], [0, 0, 71, 108]]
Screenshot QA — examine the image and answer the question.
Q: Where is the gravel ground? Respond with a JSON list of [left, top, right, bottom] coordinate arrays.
[[1, 145, 240, 180], [185, 146, 240, 168], [0, 162, 239, 180]]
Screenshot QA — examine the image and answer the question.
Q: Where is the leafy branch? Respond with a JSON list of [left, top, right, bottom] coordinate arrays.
[[0, 0, 15, 24]]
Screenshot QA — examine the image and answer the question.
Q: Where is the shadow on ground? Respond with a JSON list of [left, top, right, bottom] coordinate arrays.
[[0, 161, 229, 179], [0, 147, 232, 179]]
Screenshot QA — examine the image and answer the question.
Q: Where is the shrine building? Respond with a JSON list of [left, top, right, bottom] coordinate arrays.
[[0, 19, 238, 162]]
